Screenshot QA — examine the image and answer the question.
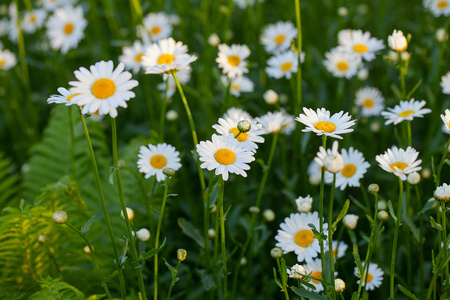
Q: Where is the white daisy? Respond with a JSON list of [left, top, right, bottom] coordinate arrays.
[[196, 133, 255, 181], [142, 37, 197, 74], [46, 5, 88, 54], [256, 110, 296, 135], [325, 147, 370, 190], [354, 263, 384, 291], [260, 21, 298, 54], [441, 109, 450, 134], [212, 117, 265, 153], [381, 98, 432, 125], [69, 60, 139, 118], [315, 141, 344, 174], [42, 0, 73, 11], [376, 146, 422, 181], [138, 12, 172, 43], [0, 48, 17, 71], [441, 71, 450, 94], [275, 212, 328, 263], [221, 75, 254, 97], [119, 40, 149, 74], [234, 0, 255, 9], [323, 47, 362, 79], [355, 86, 385, 117], [216, 44, 251, 78], [302, 258, 326, 292], [338, 29, 385, 61], [266, 50, 303, 79], [424, 0, 450, 17], [434, 183, 450, 202], [223, 107, 253, 122], [22, 9, 47, 34], [332, 240, 348, 259], [157, 68, 192, 98], [47, 87, 79, 106], [137, 143, 182, 182], [296, 107, 356, 139]]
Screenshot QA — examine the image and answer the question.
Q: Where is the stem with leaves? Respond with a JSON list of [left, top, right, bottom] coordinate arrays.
[[390, 178, 404, 299]]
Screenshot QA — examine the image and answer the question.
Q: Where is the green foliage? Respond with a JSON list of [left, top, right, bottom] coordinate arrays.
[[0, 152, 20, 207], [28, 276, 86, 300]]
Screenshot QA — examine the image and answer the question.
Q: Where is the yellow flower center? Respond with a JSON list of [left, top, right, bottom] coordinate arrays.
[[151, 26, 161, 35], [274, 34, 285, 45], [64, 23, 74, 35], [67, 93, 81, 102], [312, 271, 322, 283], [342, 164, 357, 178], [157, 54, 175, 65], [227, 55, 241, 67], [215, 149, 236, 165], [231, 84, 240, 90], [398, 110, 415, 117], [363, 99, 374, 108], [337, 61, 349, 71], [30, 15, 37, 23], [364, 272, 373, 283], [229, 127, 248, 142], [0, 60, 5, 67], [280, 62, 293, 72], [438, 1, 448, 8], [353, 44, 369, 53], [91, 78, 116, 99], [314, 121, 336, 133], [294, 229, 314, 247], [333, 249, 337, 258], [135, 54, 144, 62], [390, 162, 408, 171], [150, 154, 167, 169]]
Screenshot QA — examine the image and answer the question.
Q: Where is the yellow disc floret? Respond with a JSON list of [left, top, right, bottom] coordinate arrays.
[[342, 164, 357, 178], [92, 79, 116, 99], [157, 54, 175, 65], [353, 44, 369, 53], [314, 121, 336, 133], [215, 149, 236, 165], [280, 62, 293, 72], [227, 55, 241, 67], [150, 154, 167, 169], [294, 229, 314, 247], [390, 162, 408, 171]]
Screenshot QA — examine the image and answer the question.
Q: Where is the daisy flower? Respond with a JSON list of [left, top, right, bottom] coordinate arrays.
[[296, 107, 356, 139], [354, 263, 384, 291], [338, 29, 385, 61], [266, 50, 303, 80], [0, 49, 17, 70], [47, 87, 79, 106], [119, 40, 149, 74], [216, 44, 250, 78], [69, 60, 139, 118], [137, 143, 182, 182], [275, 212, 328, 263], [323, 47, 362, 79], [434, 183, 450, 203], [22, 9, 47, 34], [302, 258, 326, 292], [46, 5, 88, 54], [424, 0, 450, 17], [441, 71, 450, 94], [325, 147, 371, 190], [381, 98, 431, 125], [315, 141, 344, 174], [42, 0, 73, 11], [221, 75, 254, 97], [196, 133, 255, 181], [332, 240, 348, 259], [355, 86, 385, 117], [441, 109, 450, 134], [212, 117, 265, 153], [223, 107, 253, 121], [260, 21, 298, 54], [256, 111, 296, 135], [142, 37, 197, 74], [138, 12, 172, 43], [376, 146, 422, 181], [157, 68, 192, 98]]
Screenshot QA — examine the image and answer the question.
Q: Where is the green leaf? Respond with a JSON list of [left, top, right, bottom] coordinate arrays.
[[398, 284, 420, 300], [273, 267, 283, 289], [80, 215, 96, 234], [405, 78, 422, 99], [402, 215, 420, 243], [109, 167, 118, 184], [177, 218, 205, 248], [280, 258, 288, 286], [139, 238, 166, 262], [290, 286, 328, 300], [352, 243, 363, 271], [332, 199, 350, 231], [351, 292, 359, 300], [445, 158, 450, 166], [419, 199, 436, 215], [388, 200, 397, 222], [163, 258, 177, 273], [197, 269, 216, 291], [103, 270, 118, 283], [430, 216, 442, 231]]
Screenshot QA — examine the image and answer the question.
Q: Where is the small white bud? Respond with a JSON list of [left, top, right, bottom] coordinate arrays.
[[370, 122, 381, 133], [343, 214, 359, 230], [53, 211, 68, 224], [357, 68, 369, 81], [84, 245, 91, 254], [240, 257, 247, 265], [136, 228, 151, 242], [378, 200, 387, 211], [208, 33, 220, 47], [335, 278, 346, 293], [249, 206, 260, 214], [407, 172, 421, 185], [208, 228, 216, 239], [295, 195, 313, 213], [422, 168, 431, 179], [388, 30, 408, 52], [237, 120, 251, 133], [263, 89, 278, 105], [263, 209, 275, 222], [121, 207, 135, 221], [309, 175, 321, 186], [337, 7, 348, 17], [378, 211, 389, 221], [436, 28, 448, 42], [401, 51, 411, 61], [270, 247, 283, 259], [166, 110, 178, 121]]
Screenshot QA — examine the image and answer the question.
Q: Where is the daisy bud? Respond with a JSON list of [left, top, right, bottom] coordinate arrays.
[[84, 245, 91, 254], [237, 120, 251, 133], [208, 33, 220, 47], [368, 184, 379, 194], [163, 167, 175, 177], [337, 7, 348, 17], [166, 110, 178, 121], [370, 122, 380, 132], [270, 247, 283, 259], [121, 207, 134, 221], [335, 278, 346, 293], [378, 200, 388, 211], [210, 204, 217, 214], [136, 228, 151, 242], [53, 211, 68, 224], [208, 228, 216, 239], [309, 175, 321, 186], [177, 249, 187, 261], [436, 28, 448, 42], [263, 89, 279, 105], [388, 30, 408, 52], [377, 211, 389, 221], [38, 234, 47, 243], [287, 264, 306, 280], [249, 206, 260, 214], [295, 195, 313, 213], [401, 51, 411, 62], [263, 209, 276, 222], [323, 153, 344, 174], [343, 214, 359, 230], [407, 172, 421, 185], [422, 168, 431, 179], [357, 68, 369, 81], [434, 183, 450, 203], [240, 257, 247, 266]]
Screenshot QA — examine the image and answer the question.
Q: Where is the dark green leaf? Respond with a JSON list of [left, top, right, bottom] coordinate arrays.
[[103, 270, 118, 283], [332, 199, 350, 231], [418, 199, 436, 215], [430, 216, 442, 231], [80, 215, 95, 234], [139, 238, 166, 262], [197, 269, 216, 291], [352, 243, 363, 271], [163, 258, 177, 273], [290, 286, 328, 300], [388, 200, 397, 222], [398, 284, 420, 300], [405, 79, 422, 99], [177, 218, 205, 248]]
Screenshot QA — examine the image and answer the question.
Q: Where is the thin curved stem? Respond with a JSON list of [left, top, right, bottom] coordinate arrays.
[[436, 136, 450, 187], [390, 178, 404, 299], [328, 174, 336, 299], [166, 260, 181, 300], [294, 0, 302, 114], [68, 107, 77, 179], [217, 177, 228, 300], [319, 135, 327, 279], [159, 76, 169, 142]]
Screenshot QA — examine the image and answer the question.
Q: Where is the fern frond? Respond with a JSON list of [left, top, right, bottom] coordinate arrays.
[[28, 276, 85, 300], [0, 152, 20, 207]]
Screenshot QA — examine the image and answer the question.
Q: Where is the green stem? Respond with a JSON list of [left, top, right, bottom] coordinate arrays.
[[390, 178, 404, 299], [406, 121, 412, 147], [319, 135, 327, 279], [276, 258, 290, 300], [68, 107, 77, 179], [166, 260, 181, 300], [436, 136, 450, 187], [294, 0, 302, 114], [442, 202, 449, 289], [399, 53, 407, 99], [111, 117, 147, 300], [79, 112, 126, 299], [65, 223, 112, 300], [217, 177, 228, 300], [415, 185, 424, 289], [154, 177, 170, 300], [159, 76, 169, 142], [359, 181, 372, 216], [328, 174, 336, 299], [223, 0, 234, 43]]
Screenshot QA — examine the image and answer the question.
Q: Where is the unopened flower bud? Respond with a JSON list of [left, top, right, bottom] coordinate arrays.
[[288, 264, 306, 280], [53, 211, 68, 224], [436, 28, 448, 42], [378, 200, 387, 211], [177, 249, 187, 261], [323, 154, 344, 174], [263, 89, 278, 105], [407, 172, 421, 185], [295, 195, 313, 213], [337, 7, 348, 17], [208, 33, 220, 47], [368, 184, 379, 194], [237, 120, 251, 133], [263, 209, 275, 222], [166, 110, 178, 121], [370, 122, 380, 132], [240, 257, 247, 265], [377, 211, 389, 221], [343, 214, 359, 230], [249, 206, 260, 214], [84, 245, 92, 254], [163, 167, 175, 177], [401, 51, 410, 61], [357, 68, 369, 81], [335, 278, 345, 293], [121, 207, 134, 221], [309, 175, 321, 186], [270, 247, 283, 259], [38, 234, 47, 243], [208, 228, 216, 239], [388, 30, 408, 52], [136, 228, 151, 242], [422, 168, 431, 179]]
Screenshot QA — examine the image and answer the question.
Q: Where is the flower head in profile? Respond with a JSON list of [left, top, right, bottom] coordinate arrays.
[[0, 49, 17, 70], [295, 195, 313, 213], [216, 44, 250, 78], [315, 141, 344, 174], [275, 212, 328, 263], [119, 40, 149, 74], [434, 183, 450, 203], [354, 263, 384, 291], [47, 87, 79, 106], [388, 29, 408, 52], [138, 12, 172, 43], [323, 47, 362, 79], [69, 60, 139, 118], [424, 0, 450, 17], [221, 75, 254, 97], [355, 86, 385, 117], [266, 50, 303, 80], [376, 146, 422, 181], [338, 29, 385, 61], [441, 71, 450, 94], [441, 109, 450, 134], [261, 21, 298, 54], [381, 99, 431, 125], [296, 107, 356, 139], [137, 143, 182, 182], [196, 134, 255, 181], [256, 111, 296, 135]]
